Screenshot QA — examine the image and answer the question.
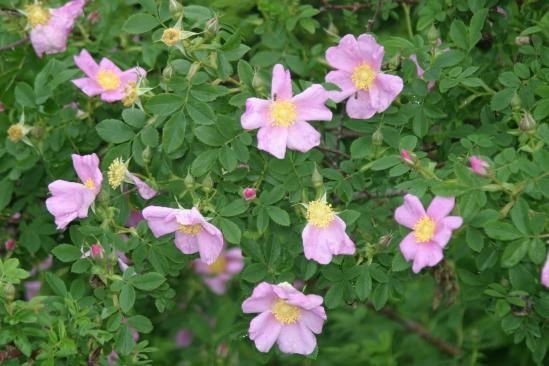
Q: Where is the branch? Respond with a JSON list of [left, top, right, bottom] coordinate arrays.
[[320, 0, 417, 12], [318, 145, 351, 159], [367, 303, 463, 356], [0, 37, 29, 53], [367, 0, 383, 31], [353, 189, 407, 200], [0, 344, 39, 362]]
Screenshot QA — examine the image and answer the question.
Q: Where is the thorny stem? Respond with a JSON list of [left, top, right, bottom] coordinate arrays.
[[366, 303, 463, 356]]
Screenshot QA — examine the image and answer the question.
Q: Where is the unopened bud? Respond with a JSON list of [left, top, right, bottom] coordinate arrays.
[[0, 102, 5, 112], [201, 174, 213, 193], [3, 283, 15, 302], [311, 165, 323, 188], [400, 149, 414, 165], [205, 17, 219, 35], [184, 172, 195, 189], [242, 187, 257, 201], [252, 71, 266, 94], [372, 128, 383, 146], [515, 36, 530, 46], [142, 146, 152, 164], [163, 64, 174, 80], [427, 25, 440, 45], [519, 112, 536, 132], [4, 239, 15, 251], [91, 243, 104, 258], [169, 0, 184, 20], [187, 62, 201, 81]]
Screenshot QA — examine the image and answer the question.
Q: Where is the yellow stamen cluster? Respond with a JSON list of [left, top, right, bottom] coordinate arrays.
[[270, 100, 297, 127], [351, 63, 376, 91], [84, 178, 96, 190], [25, 4, 51, 27], [306, 200, 336, 228], [413, 215, 436, 243], [179, 224, 202, 235], [208, 256, 227, 275], [161, 28, 181, 46], [96, 70, 121, 91], [272, 299, 300, 324], [7, 124, 25, 142], [122, 82, 138, 107], [107, 158, 127, 189]]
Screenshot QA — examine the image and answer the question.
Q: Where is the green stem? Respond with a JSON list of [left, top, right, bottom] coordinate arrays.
[[403, 4, 413, 39]]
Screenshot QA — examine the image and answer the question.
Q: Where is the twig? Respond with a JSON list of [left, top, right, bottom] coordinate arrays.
[[0, 344, 39, 362], [0, 37, 29, 53], [318, 145, 351, 159], [367, 0, 383, 31], [367, 303, 463, 356], [0, 9, 22, 17], [320, 0, 417, 12], [354, 189, 407, 200]]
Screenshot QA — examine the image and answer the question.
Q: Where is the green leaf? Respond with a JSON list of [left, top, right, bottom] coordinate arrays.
[[115, 324, 136, 356], [501, 241, 529, 268], [51, 244, 82, 263], [14, 82, 36, 108], [237, 60, 254, 87], [371, 156, 401, 171], [449, 20, 469, 50], [371, 284, 389, 310], [187, 100, 216, 125], [191, 150, 218, 176], [96, 119, 135, 143], [146, 94, 183, 115], [490, 88, 515, 112], [45, 273, 67, 296], [140, 126, 159, 147], [130, 272, 165, 290], [324, 283, 344, 309], [484, 222, 524, 241], [162, 112, 187, 154], [241, 263, 267, 282], [194, 126, 225, 146], [267, 206, 290, 226], [468, 8, 488, 49], [127, 315, 153, 333], [510, 198, 530, 235], [219, 218, 241, 244], [120, 284, 136, 313], [0, 179, 14, 212], [219, 199, 248, 217], [122, 109, 146, 128], [356, 267, 372, 301], [122, 14, 160, 34]]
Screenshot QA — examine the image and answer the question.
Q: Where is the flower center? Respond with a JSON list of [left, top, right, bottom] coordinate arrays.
[[84, 178, 96, 190], [162, 28, 180, 46], [272, 299, 300, 324], [351, 64, 376, 91], [270, 100, 297, 127], [208, 256, 227, 275], [306, 200, 336, 228], [7, 125, 24, 142], [96, 70, 121, 91], [413, 216, 436, 243], [122, 82, 138, 107], [25, 4, 51, 27], [107, 158, 127, 189], [179, 224, 202, 235]]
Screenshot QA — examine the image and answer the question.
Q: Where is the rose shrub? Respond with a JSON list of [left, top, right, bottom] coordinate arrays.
[[1, 0, 549, 364]]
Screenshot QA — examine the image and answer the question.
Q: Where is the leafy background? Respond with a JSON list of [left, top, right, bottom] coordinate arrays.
[[1, 0, 549, 364]]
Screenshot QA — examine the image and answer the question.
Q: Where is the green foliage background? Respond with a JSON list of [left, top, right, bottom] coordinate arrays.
[[1, 0, 549, 364]]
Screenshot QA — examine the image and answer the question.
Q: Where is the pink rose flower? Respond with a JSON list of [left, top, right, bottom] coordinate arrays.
[[46, 154, 102, 230], [30, 255, 54, 276], [395, 194, 463, 273], [4, 239, 15, 251], [72, 49, 146, 103], [126, 209, 144, 228], [242, 187, 257, 201], [242, 282, 327, 355], [541, 252, 549, 288], [142, 206, 224, 265], [409, 54, 436, 91], [193, 248, 244, 294], [469, 156, 489, 176], [241, 64, 332, 159], [81, 243, 104, 259], [26, 0, 86, 57], [302, 199, 355, 264], [117, 251, 131, 272], [107, 158, 156, 199], [325, 34, 403, 119], [25, 280, 42, 300], [175, 329, 193, 348]]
